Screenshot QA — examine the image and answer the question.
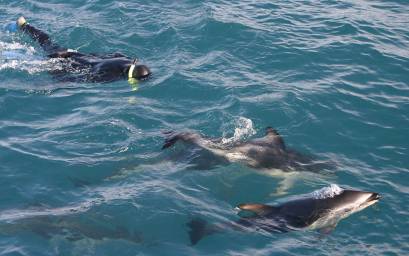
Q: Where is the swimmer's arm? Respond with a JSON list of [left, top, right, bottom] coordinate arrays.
[[20, 24, 53, 49], [17, 17, 64, 54]]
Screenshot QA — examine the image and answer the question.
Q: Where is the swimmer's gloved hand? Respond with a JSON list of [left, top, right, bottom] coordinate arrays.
[[4, 16, 27, 33], [17, 17, 27, 27]]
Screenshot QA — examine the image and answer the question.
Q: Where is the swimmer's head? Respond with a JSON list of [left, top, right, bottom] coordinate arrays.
[[128, 63, 151, 81]]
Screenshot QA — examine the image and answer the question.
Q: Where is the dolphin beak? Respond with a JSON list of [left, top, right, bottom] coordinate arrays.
[[367, 193, 381, 202]]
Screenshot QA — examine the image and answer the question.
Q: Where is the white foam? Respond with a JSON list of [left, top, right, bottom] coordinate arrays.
[[221, 117, 256, 144], [0, 41, 36, 53], [310, 184, 344, 199], [0, 41, 64, 74], [0, 58, 65, 74]]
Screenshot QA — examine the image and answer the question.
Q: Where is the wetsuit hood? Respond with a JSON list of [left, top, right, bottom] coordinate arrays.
[[128, 64, 151, 80]]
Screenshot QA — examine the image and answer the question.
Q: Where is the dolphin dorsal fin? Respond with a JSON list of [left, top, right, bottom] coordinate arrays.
[[265, 127, 286, 150], [236, 203, 276, 216]]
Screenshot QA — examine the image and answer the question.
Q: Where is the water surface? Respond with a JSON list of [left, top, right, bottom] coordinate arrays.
[[0, 0, 408, 255]]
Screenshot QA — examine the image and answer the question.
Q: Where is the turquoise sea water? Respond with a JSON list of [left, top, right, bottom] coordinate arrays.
[[0, 0, 408, 255]]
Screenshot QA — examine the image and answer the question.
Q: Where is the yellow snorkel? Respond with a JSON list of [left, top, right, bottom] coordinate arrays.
[[128, 59, 138, 91]]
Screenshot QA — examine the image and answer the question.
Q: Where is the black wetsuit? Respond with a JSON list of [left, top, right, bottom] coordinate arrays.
[[21, 24, 150, 83]]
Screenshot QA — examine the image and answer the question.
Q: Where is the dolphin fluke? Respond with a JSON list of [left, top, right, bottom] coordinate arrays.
[[162, 131, 201, 150], [187, 218, 219, 245], [162, 131, 180, 149]]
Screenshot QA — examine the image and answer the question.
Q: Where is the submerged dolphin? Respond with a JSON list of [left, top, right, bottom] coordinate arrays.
[[0, 215, 142, 243], [187, 184, 380, 245], [163, 127, 328, 171], [162, 127, 332, 193]]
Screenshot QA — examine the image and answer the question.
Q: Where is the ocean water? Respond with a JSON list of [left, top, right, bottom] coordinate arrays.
[[0, 0, 408, 255]]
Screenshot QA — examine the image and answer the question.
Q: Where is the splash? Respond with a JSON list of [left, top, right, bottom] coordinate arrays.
[[0, 41, 36, 53], [0, 41, 37, 62], [310, 184, 344, 199], [0, 41, 63, 74], [221, 117, 256, 144]]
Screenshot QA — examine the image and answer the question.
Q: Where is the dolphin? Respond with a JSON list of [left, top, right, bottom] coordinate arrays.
[[162, 127, 329, 170], [0, 215, 142, 244], [162, 127, 332, 193], [187, 184, 380, 245]]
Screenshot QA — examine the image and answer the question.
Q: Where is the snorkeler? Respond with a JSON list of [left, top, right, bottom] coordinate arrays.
[[8, 16, 151, 83]]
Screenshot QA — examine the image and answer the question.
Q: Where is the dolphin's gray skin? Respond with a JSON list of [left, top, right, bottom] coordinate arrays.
[[162, 127, 328, 172], [187, 185, 380, 245], [0, 215, 142, 243]]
